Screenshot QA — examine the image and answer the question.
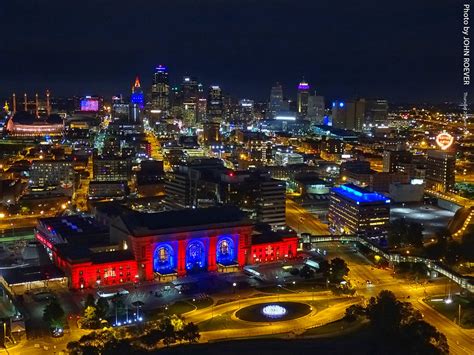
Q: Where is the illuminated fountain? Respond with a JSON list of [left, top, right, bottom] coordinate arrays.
[[261, 304, 287, 319]]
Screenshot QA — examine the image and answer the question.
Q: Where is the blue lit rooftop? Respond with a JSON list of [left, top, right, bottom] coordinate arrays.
[[332, 184, 390, 204]]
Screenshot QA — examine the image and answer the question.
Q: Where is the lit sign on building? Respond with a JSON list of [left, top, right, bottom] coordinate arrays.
[[80, 97, 99, 112], [435, 131, 454, 150]]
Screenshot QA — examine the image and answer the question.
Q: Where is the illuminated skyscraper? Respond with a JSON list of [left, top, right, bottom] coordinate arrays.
[[268, 83, 283, 118], [207, 86, 223, 122], [297, 79, 310, 118], [151, 65, 169, 111], [130, 76, 144, 109], [307, 93, 325, 124]]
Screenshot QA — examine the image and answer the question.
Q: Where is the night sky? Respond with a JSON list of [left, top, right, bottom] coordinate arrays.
[[0, 0, 464, 103]]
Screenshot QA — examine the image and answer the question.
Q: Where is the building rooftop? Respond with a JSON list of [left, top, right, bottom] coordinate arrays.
[[332, 184, 390, 204], [1, 264, 65, 285], [119, 206, 250, 237]]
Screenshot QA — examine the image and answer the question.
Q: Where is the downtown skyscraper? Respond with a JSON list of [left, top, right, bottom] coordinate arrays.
[[151, 65, 170, 111]]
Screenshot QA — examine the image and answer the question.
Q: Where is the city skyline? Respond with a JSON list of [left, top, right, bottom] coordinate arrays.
[[1, 0, 463, 103]]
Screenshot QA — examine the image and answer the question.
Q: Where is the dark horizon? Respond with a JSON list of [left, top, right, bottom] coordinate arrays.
[[1, 0, 464, 104]]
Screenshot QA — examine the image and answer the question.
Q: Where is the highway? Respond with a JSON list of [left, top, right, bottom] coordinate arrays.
[[286, 199, 330, 236]]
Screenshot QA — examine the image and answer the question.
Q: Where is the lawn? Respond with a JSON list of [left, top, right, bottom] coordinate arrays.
[[426, 295, 474, 329], [198, 311, 258, 332], [301, 317, 368, 337]]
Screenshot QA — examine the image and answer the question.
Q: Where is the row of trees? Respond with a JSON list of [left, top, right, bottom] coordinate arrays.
[[79, 294, 110, 329], [68, 315, 200, 354], [345, 290, 449, 354], [388, 219, 424, 248], [43, 299, 65, 330]]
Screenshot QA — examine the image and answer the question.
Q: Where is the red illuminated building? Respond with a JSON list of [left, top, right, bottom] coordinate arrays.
[[36, 207, 298, 289]]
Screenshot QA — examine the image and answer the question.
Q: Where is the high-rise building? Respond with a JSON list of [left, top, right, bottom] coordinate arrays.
[[425, 150, 456, 192], [364, 99, 388, 126], [307, 94, 325, 124], [382, 150, 413, 173], [332, 99, 366, 131], [129, 76, 144, 123], [151, 65, 169, 111], [130, 76, 144, 109], [207, 86, 223, 122], [238, 99, 254, 123], [268, 83, 284, 118], [328, 184, 390, 239], [297, 79, 310, 118]]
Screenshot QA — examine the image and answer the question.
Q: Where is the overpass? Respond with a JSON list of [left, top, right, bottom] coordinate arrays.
[[303, 234, 474, 293]]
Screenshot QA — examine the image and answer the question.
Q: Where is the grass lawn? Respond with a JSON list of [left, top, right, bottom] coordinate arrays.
[[426, 295, 474, 329], [198, 310, 259, 332], [301, 317, 368, 337]]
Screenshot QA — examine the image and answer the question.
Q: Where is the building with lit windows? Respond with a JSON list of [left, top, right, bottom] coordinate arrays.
[[207, 86, 223, 122], [30, 160, 75, 187], [151, 65, 169, 111], [425, 150, 455, 193], [331, 99, 366, 131], [328, 184, 390, 239], [297, 79, 310, 118]]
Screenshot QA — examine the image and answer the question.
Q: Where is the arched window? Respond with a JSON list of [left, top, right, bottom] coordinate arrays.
[[186, 240, 206, 271], [216, 237, 236, 265], [153, 244, 175, 273]]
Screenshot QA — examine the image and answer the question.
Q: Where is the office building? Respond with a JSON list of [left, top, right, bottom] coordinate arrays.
[[30, 160, 74, 187], [297, 79, 310, 118], [382, 150, 413, 173], [268, 83, 284, 118], [425, 150, 456, 192], [307, 94, 325, 124], [207, 86, 223, 122], [328, 184, 390, 239], [332, 99, 366, 131], [365, 99, 389, 125], [151, 65, 169, 111], [93, 157, 131, 182]]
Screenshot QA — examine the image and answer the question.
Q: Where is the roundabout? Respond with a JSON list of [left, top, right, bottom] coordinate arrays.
[[235, 302, 312, 322]]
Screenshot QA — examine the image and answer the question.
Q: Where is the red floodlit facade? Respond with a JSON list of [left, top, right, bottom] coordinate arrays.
[[124, 225, 254, 281], [36, 210, 299, 289], [250, 236, 298, 264], [36, 232, 139, 289]]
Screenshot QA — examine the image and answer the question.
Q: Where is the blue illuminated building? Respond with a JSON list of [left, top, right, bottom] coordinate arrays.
[[328, 184, 390, 240], [130, 76, 144, 109]]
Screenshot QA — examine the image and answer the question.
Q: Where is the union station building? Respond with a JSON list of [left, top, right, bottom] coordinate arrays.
[[36, 206, 298, 289]]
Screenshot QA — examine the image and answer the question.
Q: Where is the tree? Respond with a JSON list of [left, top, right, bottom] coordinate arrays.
[[79, 306, 101, 329], [84, 294, 96, 309], [401, 320, 449, 355], [180, 322, 200, 343], [159, 317, 177, 346], [328, 257, 349, 283], [299, 265, 315, 279], [96, 297, 110, 319], [344, 304, 365, 322], [406, 222, 424, 248], [43, 299, 65, 328], [359, 290, 448, 354], [388, 218, 408, 247]]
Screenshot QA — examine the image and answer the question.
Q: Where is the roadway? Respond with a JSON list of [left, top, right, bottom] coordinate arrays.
[[323, 243, 474, 355], [286, 199, 330, 236]]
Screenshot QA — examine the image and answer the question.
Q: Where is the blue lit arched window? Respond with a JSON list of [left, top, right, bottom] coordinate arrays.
[[186, 240, 206, 271], [153, 244, 175, 273], [216, 237, 235, 265]]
